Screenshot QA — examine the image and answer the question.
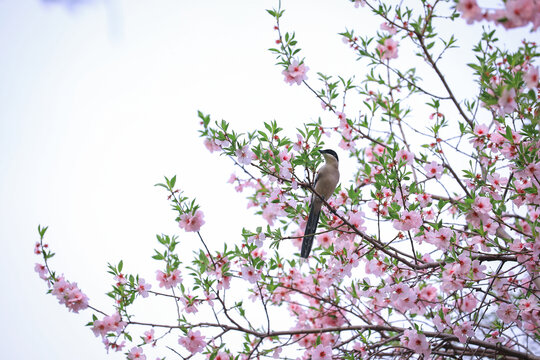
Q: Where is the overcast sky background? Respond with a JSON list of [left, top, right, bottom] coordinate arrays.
[[0, 1, 534, 359]]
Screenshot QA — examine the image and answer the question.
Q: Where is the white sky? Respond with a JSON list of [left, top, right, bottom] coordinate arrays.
[[0, 1, 534, 359]]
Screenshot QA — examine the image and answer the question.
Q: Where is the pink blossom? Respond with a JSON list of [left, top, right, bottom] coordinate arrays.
[[34, 263, 49, 280], [393, 289, 418, 312], [433, 312, 451, 332], [182, 295, 198, 313], [380, 22, 397, 35], [496, 303, 518, 324], [519, 298, 537, 313], [457, 0, 482, 24], [473, 124, 489, 137], [92, 313, 126, 338], [282, 60, 309, 85], [310, 344, 333, 360], [102, 338, 125, 353], [401, 329, 431, 358], [423, 207, 435, 220], [482, 218, 499, 235], [393, 210, 422, 231], [262, 201, 285, 226], [396, 149, 414, 165], [214, 352, 230, 360], [377, 38, 399, 60], [472, 196, 492, 214], [453, 321, 474, 343], [339, 138, 355, 151], [236, 145, 256, 165], [127, 346, 146, 360], [336, 111, 346, 125], [293, 134, 304, 152], [416, 193, 432, 207], [424, 161, 443, 179], [442, 267, 465, 293], [227, 173, 237, 184], [34, 241, 42, 254], [348, 211, 366, 231], [181, 295, 199, 314], [204, 138, 220, 153], [317, 231, 333, 248], [241, 265, 260, 284], [114, 273, 127, 285], [247, 232, 266, 247], [155, 269, 182, 289], [498, 88, 518, 115], [215, 138, 231, 148], [419, 285, 438, 302], [487, 173, 507, 191], [279, 150, 292, 163], [458, 293, 478, 313], [178, 210, 205, 232], [505, 0, 536, 27], [143, 329, 155, 344], [454, 253, 472, 276], [390, 283, 412, 302], [354, 0, 366, 7], [524, 66, 539, 89], [466, 209, 489, 228], [278, 163, 293, 180], [178, 330, 206, 354], [137, 278, 151, 298], [429, 228, 453, 250], [470, 260, 487, 280]]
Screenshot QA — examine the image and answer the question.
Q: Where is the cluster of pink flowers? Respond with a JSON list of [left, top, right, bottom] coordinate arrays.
[[309, 344, 333, 360], [282, 59, 309, 85], [51, 276, 89, 313], [127, 346, 146, 360], [376, 38, 399, 60], [34, 241, 45, 254], [497, 88, 518, 115], [348, 210, 366, 232], [400, 329, 431, 358], [91, 312, 126, 339], [396, 149, 414, 165], [453, 321, 475, 343], [178, 210, 205, 232], [240, 265, 262, 284], [34, 263, 49, 280], [236, 145, 256, 165], [457, 0, 540, 30], [178, 330, 206, 354], [155, 269, 182, 289], [393, 210, 422, 231], [204, 137, 231, 153], [213, 352, 230, 360], [181, 294, 199, 313]]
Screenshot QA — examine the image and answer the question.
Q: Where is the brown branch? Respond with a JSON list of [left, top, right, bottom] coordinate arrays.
[[127, 321, 540, 360]]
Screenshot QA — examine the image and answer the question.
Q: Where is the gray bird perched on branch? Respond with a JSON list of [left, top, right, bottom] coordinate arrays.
[[300, 149, 340, 258]]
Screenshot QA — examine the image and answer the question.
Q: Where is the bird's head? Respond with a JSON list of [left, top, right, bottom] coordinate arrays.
[[319, 149, 339, 164]]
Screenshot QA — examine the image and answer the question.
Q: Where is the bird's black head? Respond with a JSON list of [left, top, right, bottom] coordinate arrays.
[[319, 149, 339, 162]]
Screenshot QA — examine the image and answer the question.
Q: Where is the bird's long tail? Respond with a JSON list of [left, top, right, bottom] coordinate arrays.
[[301, 200, 322, 258]]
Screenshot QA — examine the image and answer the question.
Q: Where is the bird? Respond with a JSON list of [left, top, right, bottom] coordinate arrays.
[[300, 149, 340, 258]]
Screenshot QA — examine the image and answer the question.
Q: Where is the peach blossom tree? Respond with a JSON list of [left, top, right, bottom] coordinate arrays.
[[36, 1, 539, 359]]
